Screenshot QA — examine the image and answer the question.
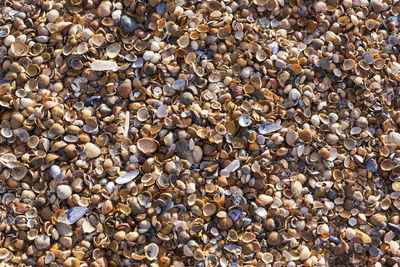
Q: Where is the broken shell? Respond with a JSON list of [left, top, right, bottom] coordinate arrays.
[[10, 40, 29, 57], [66, 206, 88, 224], [144, 243, 159, 261]]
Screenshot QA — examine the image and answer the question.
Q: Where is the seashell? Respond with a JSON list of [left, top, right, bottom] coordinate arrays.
[[91, 34, 106, 47], [70, 57, 84, 70], [56, 222, 73, 236], [177, 35, 190, 48], [157, 174, 170, 188], [342, 59, 355, 71], [26, 64, 40, 77], [0, 153, 18, 168], [137, 138, 158, 154], [1, 127, 12, 138], [365, 19, 376, 30], [27, 229, 39, 241], [227, 229, 239, 242], [144, 243, 159, 261], [35, 234, 51, 249], [332, 169, 344, 182], [116, 203, 131, 216], [261, 252, 273, 263], [106, 43, 121, 59], [286, 130, 298, 146], [84, 143, 101, 159], [0, 82, 11, 96], [10, 40, 29, 57], [380, 198, 391, 210], [365, 158, 377, 172], [267, 231, 281, 246], [205, 254, 218, 267], [241, 232, 256, 243], [238, 114, 252, 127], [217, 25, 231, 39], [374, 58, 385, 70], [30, 43, 45, 56], [77, 42, 89, 54], [115, 170, 140, 184], [0, 248, 10, 260], [343, 138, 356, 150], [138, 191, 152, 207], [49, 123, 65, 138], [24, 79, 38, 92], [258, 123, 282, 135], [137, 107, 150, 121], [56, 185, 72, 200], [224, 244, 242, 256], [66, 206, 88, 224], [0, 25, 10, 37], [196, 24, 209, 33], [203, 203, 217, 216], [90, 60, 118, 71], [101, 200, 114, 214], [11, 165, 28, 181], [381, 159, 395, 171]]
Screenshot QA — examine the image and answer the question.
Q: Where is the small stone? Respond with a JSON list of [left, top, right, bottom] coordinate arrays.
[[117, 81, 131, 98], [98, 1, 112, 17], [326, 133, 339, 145], [267, 232, 281, 246], [46, 10, 59, 23], [180, 92, 195, 105], [121, 15, 137, 33], [37, 74, 50, 88], [59, 237, 72, 249], [155, 3, 167, 15]]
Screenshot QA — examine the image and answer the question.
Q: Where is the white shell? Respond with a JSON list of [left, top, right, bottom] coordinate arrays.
[[115, 170, 140, 184], [90, 60, 118, 71], [258, 123, 282, 135]]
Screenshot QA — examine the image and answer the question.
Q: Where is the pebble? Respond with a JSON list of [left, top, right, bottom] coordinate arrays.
[[117, 80, 132, 98], [46, 10, 59, 22], [180, 92, 195, 105], [267, 232, 281, 246], [121, 16, 137, 33]]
